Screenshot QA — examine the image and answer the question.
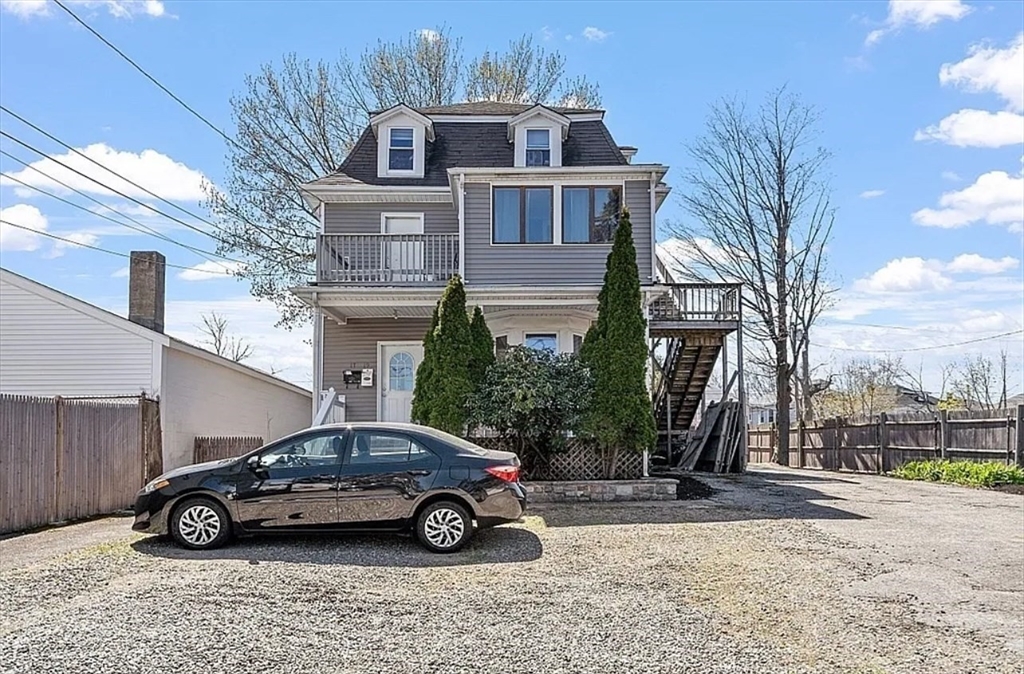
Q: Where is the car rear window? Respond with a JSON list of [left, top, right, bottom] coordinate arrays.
[[416, 427, 490, 455]]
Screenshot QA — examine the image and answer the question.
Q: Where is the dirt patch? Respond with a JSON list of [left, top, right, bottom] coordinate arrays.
[[651, 471, 717, 500], [991, 483, 1024, 495]]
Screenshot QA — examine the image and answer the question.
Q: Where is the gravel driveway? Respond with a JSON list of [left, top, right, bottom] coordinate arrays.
[[1, 467, 1021, 674]]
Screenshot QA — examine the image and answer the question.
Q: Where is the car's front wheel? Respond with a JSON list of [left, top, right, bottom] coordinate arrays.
[[415, 501, 473, 553], [170, 497, 231, 550]]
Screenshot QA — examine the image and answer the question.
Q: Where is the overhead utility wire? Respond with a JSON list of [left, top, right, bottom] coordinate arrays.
[[0, 149, 244, 265], [811, 329, 1023, 354], [0, 219, 239, 276]]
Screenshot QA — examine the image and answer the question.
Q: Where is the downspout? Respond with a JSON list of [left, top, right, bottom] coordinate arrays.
[[457, 173, 466, 281], [650, 171, 657, 284], [311, 290, 323, 422]]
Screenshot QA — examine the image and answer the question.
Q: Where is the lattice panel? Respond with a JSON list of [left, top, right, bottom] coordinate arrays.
[[467, 436, 643, 481]]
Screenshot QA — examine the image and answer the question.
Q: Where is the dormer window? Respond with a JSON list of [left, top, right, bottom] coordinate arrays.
[[388, 128, 415, 171], [526, 129, 551, 167]]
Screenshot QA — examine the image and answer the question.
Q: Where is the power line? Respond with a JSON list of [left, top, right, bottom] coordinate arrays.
[[52, 0, 238, 149], [811, 329, 1023, 354], [0, 107, 310, 258], [0, 127, 229, 245], [0, 149, 244, 265], [0, 219, 240, 276]]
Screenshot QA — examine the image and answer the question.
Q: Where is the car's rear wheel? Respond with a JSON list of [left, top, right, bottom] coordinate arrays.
[[415, 501, 473, 553], [170, 497, 231, 550]]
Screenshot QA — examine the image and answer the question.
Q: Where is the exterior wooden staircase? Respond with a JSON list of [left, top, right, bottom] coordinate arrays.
[[647, 269, 742, 463]]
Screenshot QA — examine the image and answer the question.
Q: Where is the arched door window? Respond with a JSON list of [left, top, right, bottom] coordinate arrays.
[[389, 352, 414, 391]]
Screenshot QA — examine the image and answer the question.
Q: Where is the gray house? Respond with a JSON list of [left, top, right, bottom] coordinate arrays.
[[293, 102, 740, 436]]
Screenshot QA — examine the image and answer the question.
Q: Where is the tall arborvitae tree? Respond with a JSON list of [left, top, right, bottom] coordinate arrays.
[[426, 275, 473, 434], [411, 304, 440, 425], [580, 209, 656, 478], [468, 306, 495, 394]]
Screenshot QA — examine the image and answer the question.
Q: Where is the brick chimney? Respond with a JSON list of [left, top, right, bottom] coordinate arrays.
[[128, 251, 166, 333]]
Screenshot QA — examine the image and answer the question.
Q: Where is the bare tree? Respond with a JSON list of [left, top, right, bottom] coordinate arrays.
[[205, 27, 600, 327], [815, 356, 903, 419], [199, 312, 254, 363], [667, 89, 835, 465], [948, 351, 1010, 410]]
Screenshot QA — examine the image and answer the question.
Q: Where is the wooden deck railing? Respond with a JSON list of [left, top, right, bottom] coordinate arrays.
[[317, 233, 459, 285], [650, 283, 741, 324]]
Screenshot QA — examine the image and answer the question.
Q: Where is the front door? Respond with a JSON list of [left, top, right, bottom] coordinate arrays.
[[380, 342, 423, 423], [382, 215, 424, 281], [232, 429, 346, 531]]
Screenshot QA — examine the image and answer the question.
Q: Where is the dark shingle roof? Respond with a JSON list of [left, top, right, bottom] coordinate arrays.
[[376, 102, 604, 116], [310, 119, 627, 188]]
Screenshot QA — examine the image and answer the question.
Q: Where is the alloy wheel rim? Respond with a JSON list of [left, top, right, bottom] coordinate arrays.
[[423, 507, 465, 548], [178, 504, 221, 546]]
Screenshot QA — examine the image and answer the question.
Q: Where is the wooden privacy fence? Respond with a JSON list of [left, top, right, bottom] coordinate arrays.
[[193, 436, 263, 464], [0, 394, 162, 535], [748, 405, 1023, 473]]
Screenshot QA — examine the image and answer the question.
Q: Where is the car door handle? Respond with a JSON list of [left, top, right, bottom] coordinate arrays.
[[407, 470, 431, 476]]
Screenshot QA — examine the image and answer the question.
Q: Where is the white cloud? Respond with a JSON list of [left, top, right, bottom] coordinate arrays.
[[582, 26, 611, 42], [177, 260, 245, 281], [88, 202, 163, 219], [915, 109, 1024, 148], [939, 33, 1024, 112], [540, 26, 554, 41], [865, 0, 972, 46], [45, 232, 100, 258], [941, 170, 962, 182], [418, 28, 439, 43], [854, 257, 953, 293], [860, 189, 886, 199], [0, 0, 167, 19], [912, 169, 1024, 230], [0, 143, 207, 202], [944, 253, 1019, 274], [111, 266, 130, 278], [0, 203, 48, 251]]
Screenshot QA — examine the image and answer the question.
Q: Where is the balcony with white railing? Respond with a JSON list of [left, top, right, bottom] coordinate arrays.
[[317, 233, 459, 286], [648, 283, 742, 335]]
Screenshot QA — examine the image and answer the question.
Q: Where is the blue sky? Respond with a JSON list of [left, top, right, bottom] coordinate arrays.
[[1, 0, 1022, 394]]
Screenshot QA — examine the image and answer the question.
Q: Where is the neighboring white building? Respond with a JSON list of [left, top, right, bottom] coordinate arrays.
[[0, 253, 312, 470]]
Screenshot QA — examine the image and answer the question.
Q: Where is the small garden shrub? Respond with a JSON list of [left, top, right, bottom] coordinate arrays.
[[891, 460, 1024, 488]]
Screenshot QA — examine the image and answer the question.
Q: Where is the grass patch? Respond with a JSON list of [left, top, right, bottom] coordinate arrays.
[[891, 459, 1024, 488]]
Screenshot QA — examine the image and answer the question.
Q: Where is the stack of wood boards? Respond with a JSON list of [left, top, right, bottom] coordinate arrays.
[[672, 400, 744, 473]]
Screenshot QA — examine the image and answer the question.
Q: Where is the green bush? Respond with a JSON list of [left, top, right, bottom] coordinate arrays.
[[892, 460, 1024, 488], [468, 346, 592, 474]]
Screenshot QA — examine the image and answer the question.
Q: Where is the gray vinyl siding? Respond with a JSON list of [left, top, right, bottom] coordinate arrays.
[[322, 318, 431, 422], [462, 180, 653, 287], [323, 202, 457, 234]]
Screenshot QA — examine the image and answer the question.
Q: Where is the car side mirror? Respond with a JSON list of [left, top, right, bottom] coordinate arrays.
[[247, 455, 268, 476]]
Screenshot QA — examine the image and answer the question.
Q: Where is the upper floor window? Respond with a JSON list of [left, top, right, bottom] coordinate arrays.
[[525, 129, 551, 167], [493, 186, 553, 244], [562, 186, 622, 244], [388, 128, 415, 171]]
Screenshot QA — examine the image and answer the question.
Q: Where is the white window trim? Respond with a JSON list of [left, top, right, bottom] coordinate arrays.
[[379, 212, 426, 234], [525, 128, 552, 167], [387, 127, 416, 174], [524, 332, 559, 353], [488, 180, 626, 246], [513, 121, 563, 168]]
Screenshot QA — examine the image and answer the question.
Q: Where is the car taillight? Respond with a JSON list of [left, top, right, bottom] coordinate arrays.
[[484, 465, 520, 483]]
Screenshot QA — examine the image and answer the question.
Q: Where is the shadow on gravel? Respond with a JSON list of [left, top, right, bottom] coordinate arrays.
[[130, 525, 542, 567]]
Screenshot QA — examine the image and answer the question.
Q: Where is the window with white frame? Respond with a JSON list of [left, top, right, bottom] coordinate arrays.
[[524, 333, 557, 353], [388, 128, 414, 171], [525, 129, 551, 167]]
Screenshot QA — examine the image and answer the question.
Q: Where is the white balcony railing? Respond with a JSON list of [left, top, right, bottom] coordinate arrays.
[[317, 233, 459, 286]]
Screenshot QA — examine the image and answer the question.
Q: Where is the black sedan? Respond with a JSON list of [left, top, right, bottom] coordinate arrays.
[[133, 423, 526, 553]]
